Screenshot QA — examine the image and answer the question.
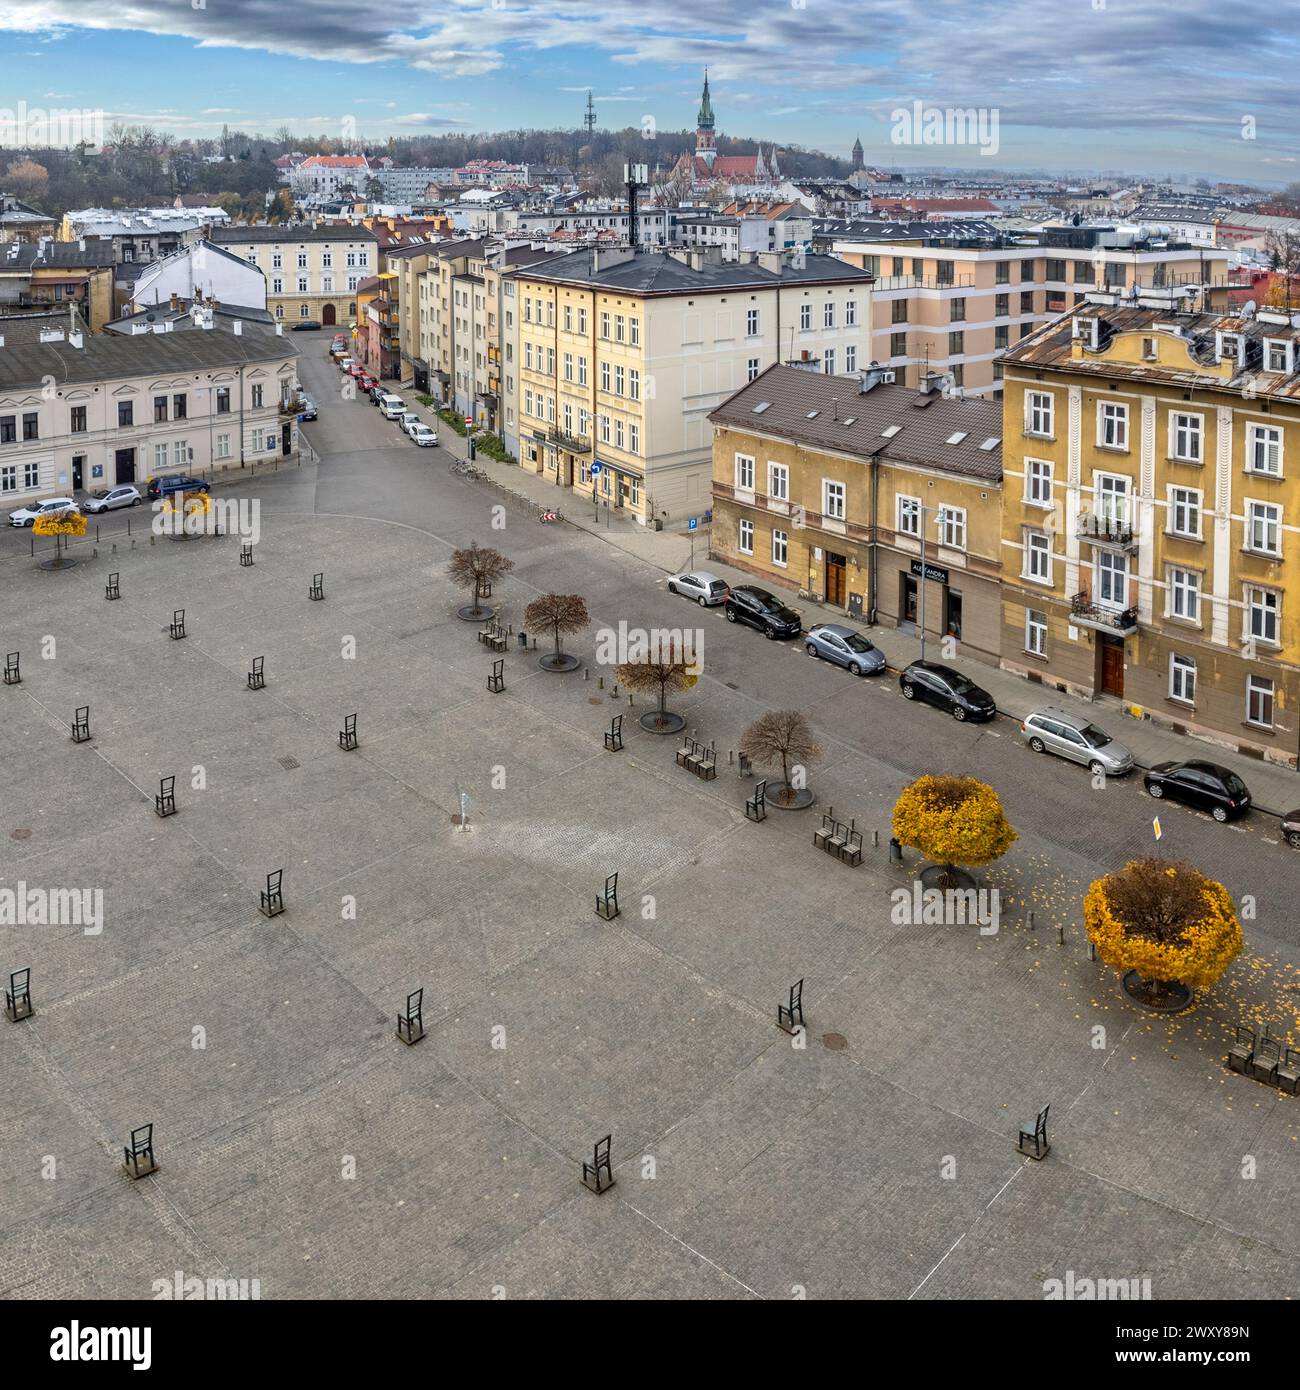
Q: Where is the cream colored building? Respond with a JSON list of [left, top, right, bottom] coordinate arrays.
[[211, 225, 377, 329], [514, 246, 874, 523], [0, 326, 298, 505]]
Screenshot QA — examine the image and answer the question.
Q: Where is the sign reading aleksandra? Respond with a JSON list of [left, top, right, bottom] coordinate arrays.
[[910, 558, 949, 585]]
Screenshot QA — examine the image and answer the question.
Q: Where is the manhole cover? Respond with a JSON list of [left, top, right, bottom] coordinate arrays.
[[588, 696, 603, 705], [276, 755, 301, 771], [821, 1032, 848, 1051], [10, 828, 32, 840]]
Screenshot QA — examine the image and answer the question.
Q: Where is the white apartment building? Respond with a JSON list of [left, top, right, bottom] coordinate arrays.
[[211, 225, 377, 328]]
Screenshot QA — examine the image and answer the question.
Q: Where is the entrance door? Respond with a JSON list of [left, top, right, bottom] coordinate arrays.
[[825, 552, 847, 607], [322, 303, 336, 327], [115, 448, 136, 484], [900, 574, 918, 626], [1099, 635, 1125, 697], [282, 423, 292, 456], [72, 456, 84, 491]]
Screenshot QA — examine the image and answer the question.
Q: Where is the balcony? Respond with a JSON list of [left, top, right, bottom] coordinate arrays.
[[1077, 510, 1137, 552], [548, 427, 591, 454], [1071, 592, 1137, 634]]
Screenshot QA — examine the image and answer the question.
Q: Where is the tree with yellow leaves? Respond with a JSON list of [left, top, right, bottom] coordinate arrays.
[[1084, 857, 1241, 1009], [892, 774, 1017, 888], [32, 509, 87, 568]]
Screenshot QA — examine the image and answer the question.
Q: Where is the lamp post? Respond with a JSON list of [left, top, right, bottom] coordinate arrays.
[[916, 503, 946, 664]]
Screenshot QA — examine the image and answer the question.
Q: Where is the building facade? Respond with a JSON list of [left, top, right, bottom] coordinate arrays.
[[211, 225, 377, 328], [1001, 296, 1300, 766], [709, 364, 1004, 660]]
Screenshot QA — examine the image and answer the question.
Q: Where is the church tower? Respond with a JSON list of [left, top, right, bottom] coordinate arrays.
[[851, 135, 864, 172], [695, 69, 716, 170]]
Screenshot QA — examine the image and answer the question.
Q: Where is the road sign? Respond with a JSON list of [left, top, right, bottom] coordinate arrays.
[[464, 416, 473, 429], [688, 517, 698, 530], [590, 462, 603, 475], [1153, 816, 1162, 841]]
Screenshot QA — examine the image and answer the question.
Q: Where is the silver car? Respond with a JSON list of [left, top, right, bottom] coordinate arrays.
[[667, 570, 730, 606], [1020, 707, 1134, 776], [82, 485, 142, 514], [804, 623, 886, 676]]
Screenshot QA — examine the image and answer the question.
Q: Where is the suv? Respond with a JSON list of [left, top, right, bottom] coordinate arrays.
[[724, 585, 802, 639], [1021, 708, 1133, 776], [899, 661, 996, 722], [146, 475, 211, 501]]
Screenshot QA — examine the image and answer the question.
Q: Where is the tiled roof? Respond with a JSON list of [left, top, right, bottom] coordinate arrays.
[[521, 247, 872, 294], [709, 363, 1003, 482], [211, 225, 378, 244]]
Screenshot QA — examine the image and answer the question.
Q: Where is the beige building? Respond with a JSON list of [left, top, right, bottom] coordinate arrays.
[[710, 364, 1004, 660], [1001, 295, 1300, 766], [513, 246, 874, 524], [211, 225, 377, 329], [0, 326, 299, 505], [834, 230, 1230, 400]]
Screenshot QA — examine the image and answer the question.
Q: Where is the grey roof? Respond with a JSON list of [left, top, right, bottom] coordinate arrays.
[[0, 240, 116, 271], [0, 327, 297, 392], [709, 363, 1003, 482], [523, 247, 872, 295], [211, 225, 378, 244], [107, 301, 275, 333]]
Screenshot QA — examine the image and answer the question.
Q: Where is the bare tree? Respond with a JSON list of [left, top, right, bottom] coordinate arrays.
[[447, 543, 513, 620], [523, 593, 588, 670], [616, 639, 696, 731], [739, 710, 823, 805]]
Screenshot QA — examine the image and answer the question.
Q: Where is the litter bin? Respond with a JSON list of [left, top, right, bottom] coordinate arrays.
[[468, 437, 477, 461], [518, 631, 528, 649]]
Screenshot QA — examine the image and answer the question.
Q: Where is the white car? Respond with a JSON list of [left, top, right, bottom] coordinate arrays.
[[337, 356, 355, 372], [408, 423, 439, 447], [9, 496, 79, 527], [398, 411, 421, 433], [667, 570, 731, 606], [379, 394, 406, 420], [81, 484, 142, 514]]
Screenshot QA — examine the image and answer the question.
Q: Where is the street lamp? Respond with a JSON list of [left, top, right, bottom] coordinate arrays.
[[916, 502, 947, 663]]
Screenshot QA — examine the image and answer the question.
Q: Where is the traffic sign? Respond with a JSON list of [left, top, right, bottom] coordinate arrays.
[[464, 416, 473, 429], [590, 462, 603, 475], [688, 517, 698, 530], [1153, 816, 1162, 841]]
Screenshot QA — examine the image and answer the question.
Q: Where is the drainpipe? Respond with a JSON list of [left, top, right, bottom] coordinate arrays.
[[868, 444, 883, 623]]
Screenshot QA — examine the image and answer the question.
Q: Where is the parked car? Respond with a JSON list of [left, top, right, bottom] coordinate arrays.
[[379, 394, 406, 420], [357, 374, 378, 394], [145, 475, 211, 501], [346, 363, 365, 380], [9, 496, 79, 527], [667, 570, 730, 606], [81, 484, 142, 514], [408, 423, 439, 447], [804, 623, 885, 676], [724, 585, 802, 639], [367, 385, 387, 405], [291, 320, 322, 332], [397, 411, 421, 433], [329, 343, 347, 360], [297, 397, 318, 422], [898, 661, 996, 722], [1280, 809, 1300, 849], [1020, 707, 1134, 776], [336, 356, 354, 372], [1144, 761, 1251, 823]]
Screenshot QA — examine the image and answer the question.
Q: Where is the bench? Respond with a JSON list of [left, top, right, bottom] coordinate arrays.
[[813, 809, 863, 866], [675, 737, 716, 780]]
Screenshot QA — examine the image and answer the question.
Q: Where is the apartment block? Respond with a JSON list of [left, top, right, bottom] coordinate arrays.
[[709, 364, 1003, 660], [210, 225, 377, 329], [513, 246, 873, 523], [1001, 296, 1300, 766]]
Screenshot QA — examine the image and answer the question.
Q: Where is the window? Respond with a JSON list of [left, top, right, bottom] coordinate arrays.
[[614, 365, 625, 397], [0, 415, 13, 444], [615, 315, 625, 343], [890, 332, 906, 359], [523, 389, 533, 417], [154, 396, 169, 424], [272, 278, 282, 294], [995, 262, 1010, 285], [1171, 411, 1202, 462], [746, 307, 760, 337], [173, 439, 188, 467], [1169, 486, 1200, 538], [1168, 567, 1200, 622], [845, 345, 857, 373], [118, 401, 133, 428], [173, 394, 186, 420], [800, 303, 812, 331], [823, 479, 846, 520], [297, 253, 307, 269], [823, 349, 836, 375], [939, 505, 966, 550], [1095, 473, 1129, 526], [215, 433, 231, 460], [949, 297, 966, 323], [1265, 339, 1291, 374], [0, 464, 13, 491], [1026, 391, 1053, 437], [563, 305, 572, 332], [845, 300, 857, 327], [824, 301, 835, 329], [948, 331, 964, 356], [1020, 291, 1034, 314], [614, 418, 625, 449], [524, 342, 533, 371], [563, 402, 573, 435], [629, 368, 640, 401], [1246, 500, 1281, 555], [272, 253, 282, 269], [1026, 458, 1052, 506], [600, 361, 611, 392], [251, 385, 264, 409], [1247, 586, 1280, 645], [772, 529, 789, 566], [897, 495, 920, 536], [1025, 530, 1051, 582], [735, 453, 755, 491], [762, 463, 786, 501], [738, 519, 754, 554], [1098, 401, 1128, 450], [1247, 675, 1275, 728], [563, 352, 573, 382], [1249, 424, 1282, 476], [1169, 653, 1196, 704], [995, 293, 1009, 318], [70, 406, 86, 433], [995, 326, 1009, 350], [251, 428, 264, 452], [1026, 609, 1047, 657], [891, 299, 907, 325], [747, 357, 761, 382], [599, 311, 609, 339], [1096, 550, 1128, 608], [297, 277, 308, 294], [629, 422, 640, 454], [629, 315, 638, 344], [154, 442, 168, 470], [599, 413, 610, 443]]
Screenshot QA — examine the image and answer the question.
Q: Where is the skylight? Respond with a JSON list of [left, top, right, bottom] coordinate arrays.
[[979, 437, 1000, 451], [842, 417, 856, 426], [751, 401, 771, 414], [806, 410, 820, 419], [880, 424, 901, 438], [946, 432, 968, 445]]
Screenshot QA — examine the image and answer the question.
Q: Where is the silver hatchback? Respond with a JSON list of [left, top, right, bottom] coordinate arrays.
[[1020, 707, 1134, 776]]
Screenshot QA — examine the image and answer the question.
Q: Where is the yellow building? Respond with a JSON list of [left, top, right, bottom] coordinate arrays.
[[1001, 296, 1300, 766], [710, 364, 1004, 660], [516, 246, 873, 524]]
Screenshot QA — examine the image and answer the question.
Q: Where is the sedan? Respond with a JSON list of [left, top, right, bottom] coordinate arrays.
[[408, 423, 439, 447], [81, 485, 142, 514], [368, 385, 388, 405], [291, 320, 322, 332], [1144, 761, 1251, 823], [724, 585, 802, 639], [1280, 810, 1300, 850], [296, 397, 318, 422], [899, 661, 996, 722], [357, 374, 378, 394], [9, 496, 79, 527], [804, 623, 885, 676], [667, 570, 730, 606], [1020, 707, 1133, 776]]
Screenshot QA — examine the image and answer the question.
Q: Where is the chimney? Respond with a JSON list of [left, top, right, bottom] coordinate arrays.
[[233, 320, 242, 335], [275, 323, 283, 335], [170, 292, 179, 312], [918, 370, 944, 396], [69, 330, 83, 349], [858, 362, 888, 393]]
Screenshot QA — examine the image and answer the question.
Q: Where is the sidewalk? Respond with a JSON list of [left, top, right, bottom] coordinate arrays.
[[434, 415, 1300, 818]]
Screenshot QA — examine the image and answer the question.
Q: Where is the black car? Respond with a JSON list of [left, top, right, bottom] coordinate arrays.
[[291, 320, 322, 332], [724, 585, 802, 639], [1144, 761, 1251, 823], [899, 661, 996, 722], [297, 397, 318, 421], [1280, 809, 1300, 849], [368, 385, 387, 405]]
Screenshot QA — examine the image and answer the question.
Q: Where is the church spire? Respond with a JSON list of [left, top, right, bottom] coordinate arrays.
[[697, 69, 715, 131], [694, 67, 717, 168]]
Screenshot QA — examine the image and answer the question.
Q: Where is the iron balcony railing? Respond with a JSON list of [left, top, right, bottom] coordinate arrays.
[[1071, 591, 1138, 633], [1077, 510, 1136, 549]]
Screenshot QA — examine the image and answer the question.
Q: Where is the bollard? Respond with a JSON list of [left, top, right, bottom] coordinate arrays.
[[598, 675, 604, 690], [728, 749, 734, 765], [627, 693, 633, 707], [1028, 910, 1036, 931], [584, 667, 589, 681], [1057, 925, 1064, 946], [872, 829, 879, 848], [888, 836, 903, 865], [1088, 941, 1096, 961]]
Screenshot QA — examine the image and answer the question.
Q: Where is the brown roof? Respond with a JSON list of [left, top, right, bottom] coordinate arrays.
[[709, 363, 1002, 481]]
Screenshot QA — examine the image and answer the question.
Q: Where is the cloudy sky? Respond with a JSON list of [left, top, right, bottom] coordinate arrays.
[[0, 0, 1297, 181]]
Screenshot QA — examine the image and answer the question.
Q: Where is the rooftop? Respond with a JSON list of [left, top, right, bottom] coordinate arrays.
[[521, 247, 872, 295], [211, 225, 378, 245]]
